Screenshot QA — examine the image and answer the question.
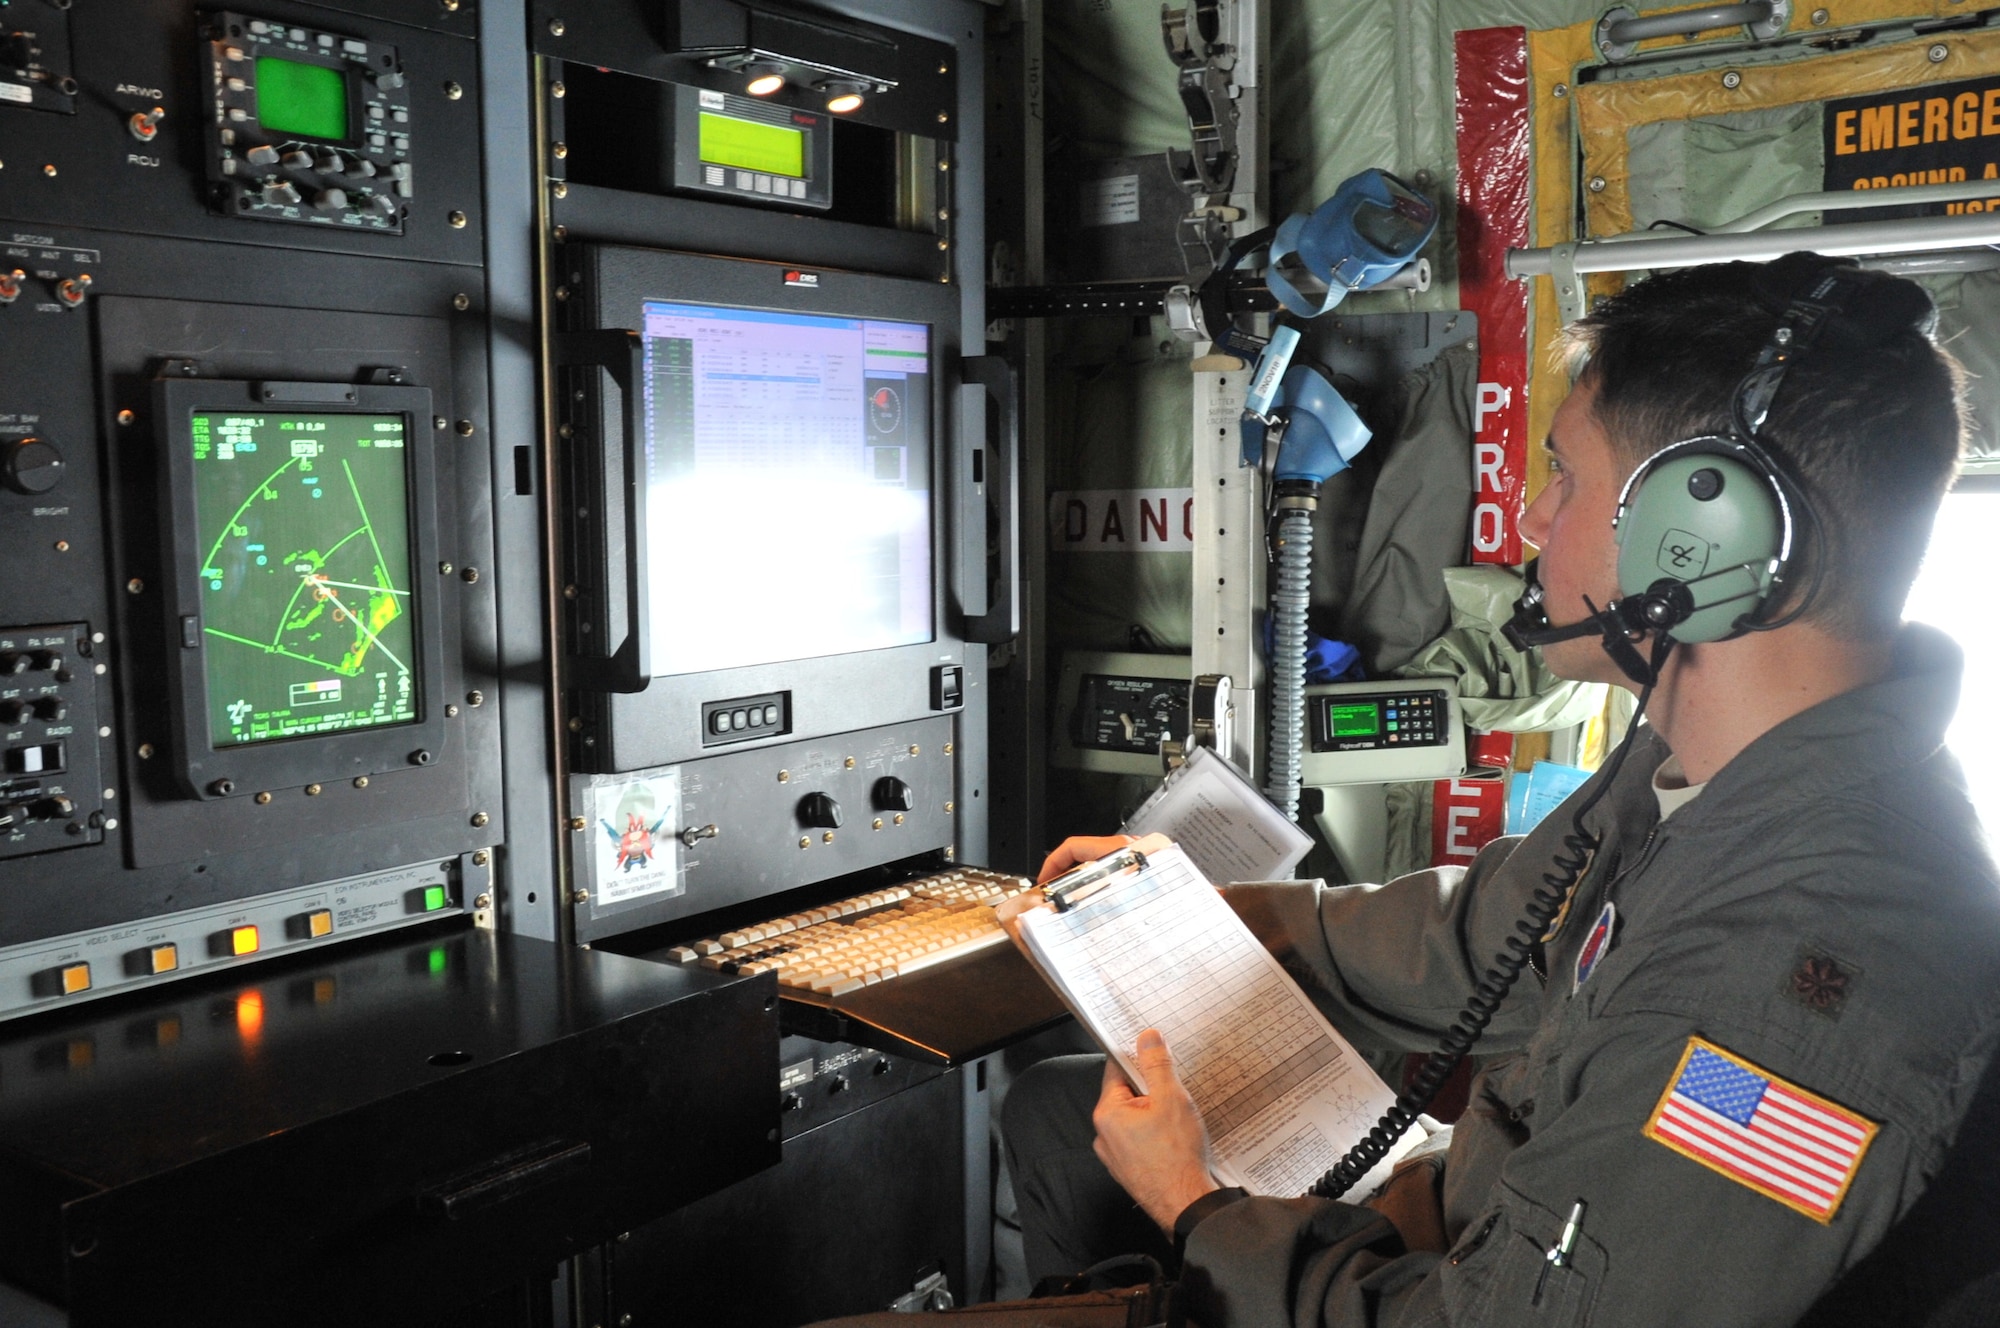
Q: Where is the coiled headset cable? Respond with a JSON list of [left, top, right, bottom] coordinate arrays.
[[1306, 632, 1672, 1201]]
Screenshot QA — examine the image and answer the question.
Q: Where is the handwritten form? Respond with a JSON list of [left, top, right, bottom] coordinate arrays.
[[1017, 842, 1419, 1199], [1122, 746, 1312, 884]]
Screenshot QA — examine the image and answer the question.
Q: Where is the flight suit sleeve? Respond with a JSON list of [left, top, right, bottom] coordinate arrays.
[[1225, 830, 1548, 1056], [1178, 1011, 1928, 1328]]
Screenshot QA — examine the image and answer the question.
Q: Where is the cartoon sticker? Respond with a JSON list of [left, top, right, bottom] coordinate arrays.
[[589, 771, 683, 905]]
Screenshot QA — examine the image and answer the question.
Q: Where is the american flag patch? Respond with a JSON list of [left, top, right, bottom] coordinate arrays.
[[1644, 1037, 1878, 1224]]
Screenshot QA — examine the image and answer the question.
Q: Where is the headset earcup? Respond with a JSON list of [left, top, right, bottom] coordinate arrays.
[[1616, 453, 1782, 643]]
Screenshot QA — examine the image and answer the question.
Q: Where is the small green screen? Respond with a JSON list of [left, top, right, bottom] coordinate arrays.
[[256, 56, 349, 142], [190, 412, 418, 748], [699, 111, 805, 177], [1329, 703, 1380, 739]]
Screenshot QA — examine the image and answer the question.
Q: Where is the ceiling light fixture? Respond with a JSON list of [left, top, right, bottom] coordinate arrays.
[[741, 60, 789, 97], [819, 78, 868, 114]]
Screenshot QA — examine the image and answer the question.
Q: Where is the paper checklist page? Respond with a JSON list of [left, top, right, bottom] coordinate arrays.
[[1121, 745, 1313, 884], [1017, 842, 1419, 1199]]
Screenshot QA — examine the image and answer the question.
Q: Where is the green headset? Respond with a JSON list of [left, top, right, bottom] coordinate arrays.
[[1506, 253, 1937, 678]]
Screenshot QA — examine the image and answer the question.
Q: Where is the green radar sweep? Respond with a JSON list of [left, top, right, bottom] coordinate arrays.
[[190, 412, 419, 748]]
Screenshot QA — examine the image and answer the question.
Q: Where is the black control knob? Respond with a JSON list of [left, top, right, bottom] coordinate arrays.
[[0, 653, 26, 676], [28, 652, 59, 673], [29, 795, 74, 822], [313, 186, 349, 212], [4, 438, 65, 495], [797, 792, 843, 830], [872, 777, 917, 812], [32, 697, 64, 723], [781, 1091, 804, 1113], [0, 700, 24, 726]]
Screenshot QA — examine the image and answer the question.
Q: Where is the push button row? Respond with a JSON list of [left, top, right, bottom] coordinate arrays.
[[711, 703, 780, 735]]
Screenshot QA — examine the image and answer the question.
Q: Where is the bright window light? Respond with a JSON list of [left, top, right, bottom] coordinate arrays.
[[1903, 487, 2000, 845]]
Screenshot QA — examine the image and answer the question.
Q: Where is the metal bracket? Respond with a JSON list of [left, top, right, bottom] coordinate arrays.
[[1190, 674, 1234, 754], [1550, 241, 1587, 327]]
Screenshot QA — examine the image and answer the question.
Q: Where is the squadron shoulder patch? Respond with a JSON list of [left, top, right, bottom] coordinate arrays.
[[1573, 901, 1617, 993], [1643, 1037, 1878, 1224]]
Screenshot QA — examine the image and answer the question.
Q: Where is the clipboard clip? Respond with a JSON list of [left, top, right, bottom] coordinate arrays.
[[1047, 847, 1149, 912]]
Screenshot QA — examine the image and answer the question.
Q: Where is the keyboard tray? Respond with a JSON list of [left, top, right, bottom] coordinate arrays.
[[638, 935, 1068, 1066]]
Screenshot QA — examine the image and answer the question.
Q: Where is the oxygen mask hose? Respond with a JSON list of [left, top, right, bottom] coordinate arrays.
[[1263, 502, 1315, 821]]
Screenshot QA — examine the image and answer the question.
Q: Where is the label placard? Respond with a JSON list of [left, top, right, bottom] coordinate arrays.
[[1824, 75, 2000, 218]]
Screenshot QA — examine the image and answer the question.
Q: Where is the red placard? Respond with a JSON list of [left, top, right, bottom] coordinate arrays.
[[1432, 776, 1509, 867], [1455, 26, 1531, 568]]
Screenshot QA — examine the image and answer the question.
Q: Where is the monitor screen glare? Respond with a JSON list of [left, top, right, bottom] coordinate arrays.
[[189, 412, 419, 747], [640, 302, 933, 676]]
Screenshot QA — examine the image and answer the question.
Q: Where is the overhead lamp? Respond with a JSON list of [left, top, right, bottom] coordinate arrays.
[[741, 59, 788, 97], [818, 78, 868, 114]]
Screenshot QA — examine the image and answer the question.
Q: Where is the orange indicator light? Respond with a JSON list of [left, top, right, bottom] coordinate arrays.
[[230, 924, 260, 956]]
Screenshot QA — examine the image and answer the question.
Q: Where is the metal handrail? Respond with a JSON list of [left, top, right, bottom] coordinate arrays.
[[1604, 3, 1775, 45], [1711, 179, 2000, 232], [1507, 211, 2000, 278]]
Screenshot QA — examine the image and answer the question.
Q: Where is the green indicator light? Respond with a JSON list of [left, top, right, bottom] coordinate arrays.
[[428, 946, 448, 974], [256, 56, 349, 142], [1329, 703, 1381, 739], [423, 884, 447, 912], [698, 111, 805, 178]]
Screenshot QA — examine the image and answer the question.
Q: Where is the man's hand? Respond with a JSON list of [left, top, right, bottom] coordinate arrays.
[[1092, 1029, 1220, 1234], [1036, 834, 1137, 885]]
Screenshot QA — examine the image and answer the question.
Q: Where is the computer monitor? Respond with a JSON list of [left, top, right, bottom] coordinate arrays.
[[563, 246, 968, 774], [155, 378, 447, 799], [639, 300, 934, 676]]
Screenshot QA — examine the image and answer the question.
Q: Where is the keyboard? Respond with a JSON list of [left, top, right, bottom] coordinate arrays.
[[665, 866, 1040, 999]]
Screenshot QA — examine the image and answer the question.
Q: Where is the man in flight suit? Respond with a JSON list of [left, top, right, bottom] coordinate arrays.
[[1004, 255, 2000, 1326]]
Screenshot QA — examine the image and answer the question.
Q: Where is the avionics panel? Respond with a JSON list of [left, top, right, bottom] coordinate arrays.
[[202, 11, 414, 233], [154, 378, 447, 800], [1300, 680, 1466, 787], [562, 245, 964, 776], [665, 85, 833, 211]]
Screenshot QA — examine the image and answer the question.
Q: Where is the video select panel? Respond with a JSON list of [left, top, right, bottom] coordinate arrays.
[[639, 301, 934, 677], [155, 379, 446, 799]]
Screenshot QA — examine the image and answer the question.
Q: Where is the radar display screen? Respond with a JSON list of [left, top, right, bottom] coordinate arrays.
[[189, 411, 418, 748]]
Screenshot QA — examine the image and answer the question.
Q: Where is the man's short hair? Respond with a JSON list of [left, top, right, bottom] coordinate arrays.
[[1565, 257, 1968, 640]]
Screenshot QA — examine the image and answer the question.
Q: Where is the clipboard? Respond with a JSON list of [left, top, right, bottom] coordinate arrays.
[[996, 835, 1419, 1197]]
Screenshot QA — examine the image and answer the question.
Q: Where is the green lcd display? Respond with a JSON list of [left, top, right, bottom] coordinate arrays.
[[255, 56, 350, 142], [699, 111, 806, 178], [190, 412, 418, 747], [1328, 702, 1381, 739]]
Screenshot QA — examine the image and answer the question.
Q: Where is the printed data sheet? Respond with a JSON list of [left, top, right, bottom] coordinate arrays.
[[1018, 841, 1420, 1198]]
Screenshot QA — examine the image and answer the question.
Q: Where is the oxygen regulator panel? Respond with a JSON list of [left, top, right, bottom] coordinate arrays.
[[0, 0, 499, 1022]]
